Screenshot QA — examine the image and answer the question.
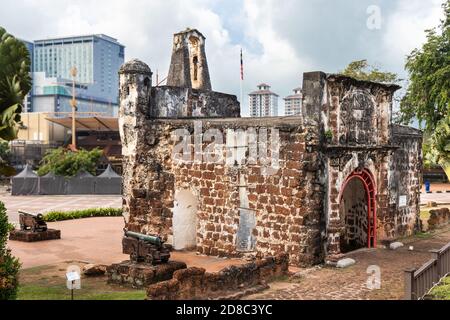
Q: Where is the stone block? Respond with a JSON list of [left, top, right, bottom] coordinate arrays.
[[9, 229, 61, 242], [83, 264, 107, 277], [389, 242, 404, 250], [336, 258, 356, 268], [107, 260, 187, 289]]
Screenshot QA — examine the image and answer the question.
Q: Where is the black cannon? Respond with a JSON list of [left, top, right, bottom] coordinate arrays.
[[122, 230, 171, 265], [19, 210, 47, 232]]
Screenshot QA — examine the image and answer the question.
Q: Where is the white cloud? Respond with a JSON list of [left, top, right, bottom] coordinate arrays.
[[0, 0, 446, 116], [382, 0, 444, 71]]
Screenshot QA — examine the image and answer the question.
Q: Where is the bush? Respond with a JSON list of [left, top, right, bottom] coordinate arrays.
[[37, 147, 103, 177], [43, 208, 123, 222], [0, 201, 21, 300]]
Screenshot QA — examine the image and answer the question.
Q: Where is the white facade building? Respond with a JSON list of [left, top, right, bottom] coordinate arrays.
[[248, 83, 279, 117], [284, 87, 303, 116]]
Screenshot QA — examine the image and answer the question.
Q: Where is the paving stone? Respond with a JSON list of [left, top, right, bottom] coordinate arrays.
[[389, 242, 404, 250], [336, 258, 356, 268]]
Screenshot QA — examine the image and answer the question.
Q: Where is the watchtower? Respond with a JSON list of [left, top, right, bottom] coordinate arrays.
[[167, 28, 212, 91]]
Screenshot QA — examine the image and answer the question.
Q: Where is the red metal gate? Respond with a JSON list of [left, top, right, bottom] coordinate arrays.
[[339, 169, 377, 248]]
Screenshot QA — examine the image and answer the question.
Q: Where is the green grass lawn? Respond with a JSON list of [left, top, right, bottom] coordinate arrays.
[[17, 284, 146, 300], [430, 277, 450, 300], [17, 263, 146, 300]]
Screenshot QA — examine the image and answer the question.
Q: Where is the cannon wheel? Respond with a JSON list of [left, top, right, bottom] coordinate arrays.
[[144, 254, 154, 265], [130, 252, 139, 263]]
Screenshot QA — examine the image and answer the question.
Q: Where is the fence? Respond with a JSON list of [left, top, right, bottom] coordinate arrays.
[[404, 241, 450, 300]]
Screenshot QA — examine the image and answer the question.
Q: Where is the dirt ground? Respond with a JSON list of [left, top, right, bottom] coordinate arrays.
[[8, 217, 246, 272], [247, 226, 450, 300]]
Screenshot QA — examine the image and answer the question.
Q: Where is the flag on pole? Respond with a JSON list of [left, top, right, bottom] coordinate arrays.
[[240, 48, 244, 81]]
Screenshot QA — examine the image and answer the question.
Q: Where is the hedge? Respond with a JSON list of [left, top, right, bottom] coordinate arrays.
[[43, 208, 123, 222]]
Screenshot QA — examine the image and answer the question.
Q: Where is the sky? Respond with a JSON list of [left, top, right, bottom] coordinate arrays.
[[0, 0, 445, 115]]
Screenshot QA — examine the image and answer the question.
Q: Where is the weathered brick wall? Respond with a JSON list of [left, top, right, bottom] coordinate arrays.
[[387, 125, 423, 238], [301, 72, 421, 256], [122, 115, 324, 267], [427, 208, 450, 230], [119, 60, 422, 266], [146, 254, 289, 300]]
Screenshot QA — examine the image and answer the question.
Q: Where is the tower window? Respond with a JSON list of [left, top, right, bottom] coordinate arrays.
[[193, 56, 198, 81], [144, 77, 150, 88]]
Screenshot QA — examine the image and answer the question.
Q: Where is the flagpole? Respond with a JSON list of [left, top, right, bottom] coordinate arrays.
[[240, 48, 244, 114]]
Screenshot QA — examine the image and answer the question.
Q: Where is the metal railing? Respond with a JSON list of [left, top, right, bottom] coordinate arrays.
[[405, 241, 450, 300]]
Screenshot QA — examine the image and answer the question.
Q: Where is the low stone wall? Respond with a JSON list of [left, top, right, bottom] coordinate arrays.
[[9, 229, 61, 242], [147, 253, 289, 300], [428, 208, 450, 230], [107, 261, 187, 289]]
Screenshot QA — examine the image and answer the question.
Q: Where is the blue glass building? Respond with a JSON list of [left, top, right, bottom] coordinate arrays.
[[22, 34, 125, 115], [20, 39, 34, 112]]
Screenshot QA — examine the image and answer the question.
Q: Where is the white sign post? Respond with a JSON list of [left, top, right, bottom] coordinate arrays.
[[399, 195, 407, 207], [66, 265, 81, 300]]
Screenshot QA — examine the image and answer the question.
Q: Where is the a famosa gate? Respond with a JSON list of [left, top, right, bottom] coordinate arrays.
[[119, 28, 422, 267]]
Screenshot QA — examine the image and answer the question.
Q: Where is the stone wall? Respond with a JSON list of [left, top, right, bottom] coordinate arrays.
[[122, 116, 324, 267], [149, 86, 240, 118], [119, 58, 422, 266], [387, 124, 423, 237], [301, 72, 422, 256], [427, 208, 450, 230], [107, 261, 187, 289], [146, 253, 289, 300]]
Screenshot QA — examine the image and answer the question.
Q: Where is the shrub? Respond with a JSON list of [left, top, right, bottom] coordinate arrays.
[[43, 208, 123, 222], [37, 147, 103, 177], [0, 201, 21, 300]]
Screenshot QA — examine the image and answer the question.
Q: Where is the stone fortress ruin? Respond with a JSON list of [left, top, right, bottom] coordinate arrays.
[[119, 28, 422, 267]]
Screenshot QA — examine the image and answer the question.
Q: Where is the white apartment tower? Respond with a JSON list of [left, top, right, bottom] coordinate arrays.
[[284, 87, 302, 116], [248, 83, 279, 117]]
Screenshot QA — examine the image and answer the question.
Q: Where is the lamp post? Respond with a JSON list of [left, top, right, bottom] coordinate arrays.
[[70, 66, 78, 149]]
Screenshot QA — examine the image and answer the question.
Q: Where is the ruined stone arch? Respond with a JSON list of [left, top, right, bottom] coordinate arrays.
[[338, 168, 377, 252]]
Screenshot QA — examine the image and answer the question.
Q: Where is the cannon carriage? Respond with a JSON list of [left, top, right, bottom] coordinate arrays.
[[19, 210, 48, 232], [122, 230, 171, 265]]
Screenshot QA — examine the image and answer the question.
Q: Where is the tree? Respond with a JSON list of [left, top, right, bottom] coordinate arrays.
[[340, 59, 400, 83], [0, 27, 27, 300], [399, 1, 450, 180], [0, 140, 15, 177], [37, 147, 103, 177], [399, 1, 449, 132], [0, 201, 20, 300], [425, 117, 450, 179], [0, 27, 31, 141]]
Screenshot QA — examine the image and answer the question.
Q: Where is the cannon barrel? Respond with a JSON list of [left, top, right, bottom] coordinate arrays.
[[18, 210, 44, 220], [124, 230, 162, 246]]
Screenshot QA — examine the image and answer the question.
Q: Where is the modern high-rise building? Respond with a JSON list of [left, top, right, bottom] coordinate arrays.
[[284, 87, 302, 116], [21, 34, 125, 116], [248, 83, 279, 117], [20, 39, 34, 113], [33, 34, 125, 103]]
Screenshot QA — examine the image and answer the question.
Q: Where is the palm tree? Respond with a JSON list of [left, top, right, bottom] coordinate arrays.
[[0, 26, 31, 141]]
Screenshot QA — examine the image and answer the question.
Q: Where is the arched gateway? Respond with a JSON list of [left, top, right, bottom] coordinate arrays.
[[339, 169, 377, 253]]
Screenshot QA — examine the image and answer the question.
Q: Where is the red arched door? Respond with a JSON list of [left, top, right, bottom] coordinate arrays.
[[339, 169, 377, 249]]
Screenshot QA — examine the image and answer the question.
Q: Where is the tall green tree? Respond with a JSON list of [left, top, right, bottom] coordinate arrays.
[[340, 59, 399, 83], [0, 27, 28, 300], [399, 1, 449, 179], [400, 1, 449, 131], [400, 2, 449, 131], [0, 27, 31, 141], [0, 202, 20, 300]]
